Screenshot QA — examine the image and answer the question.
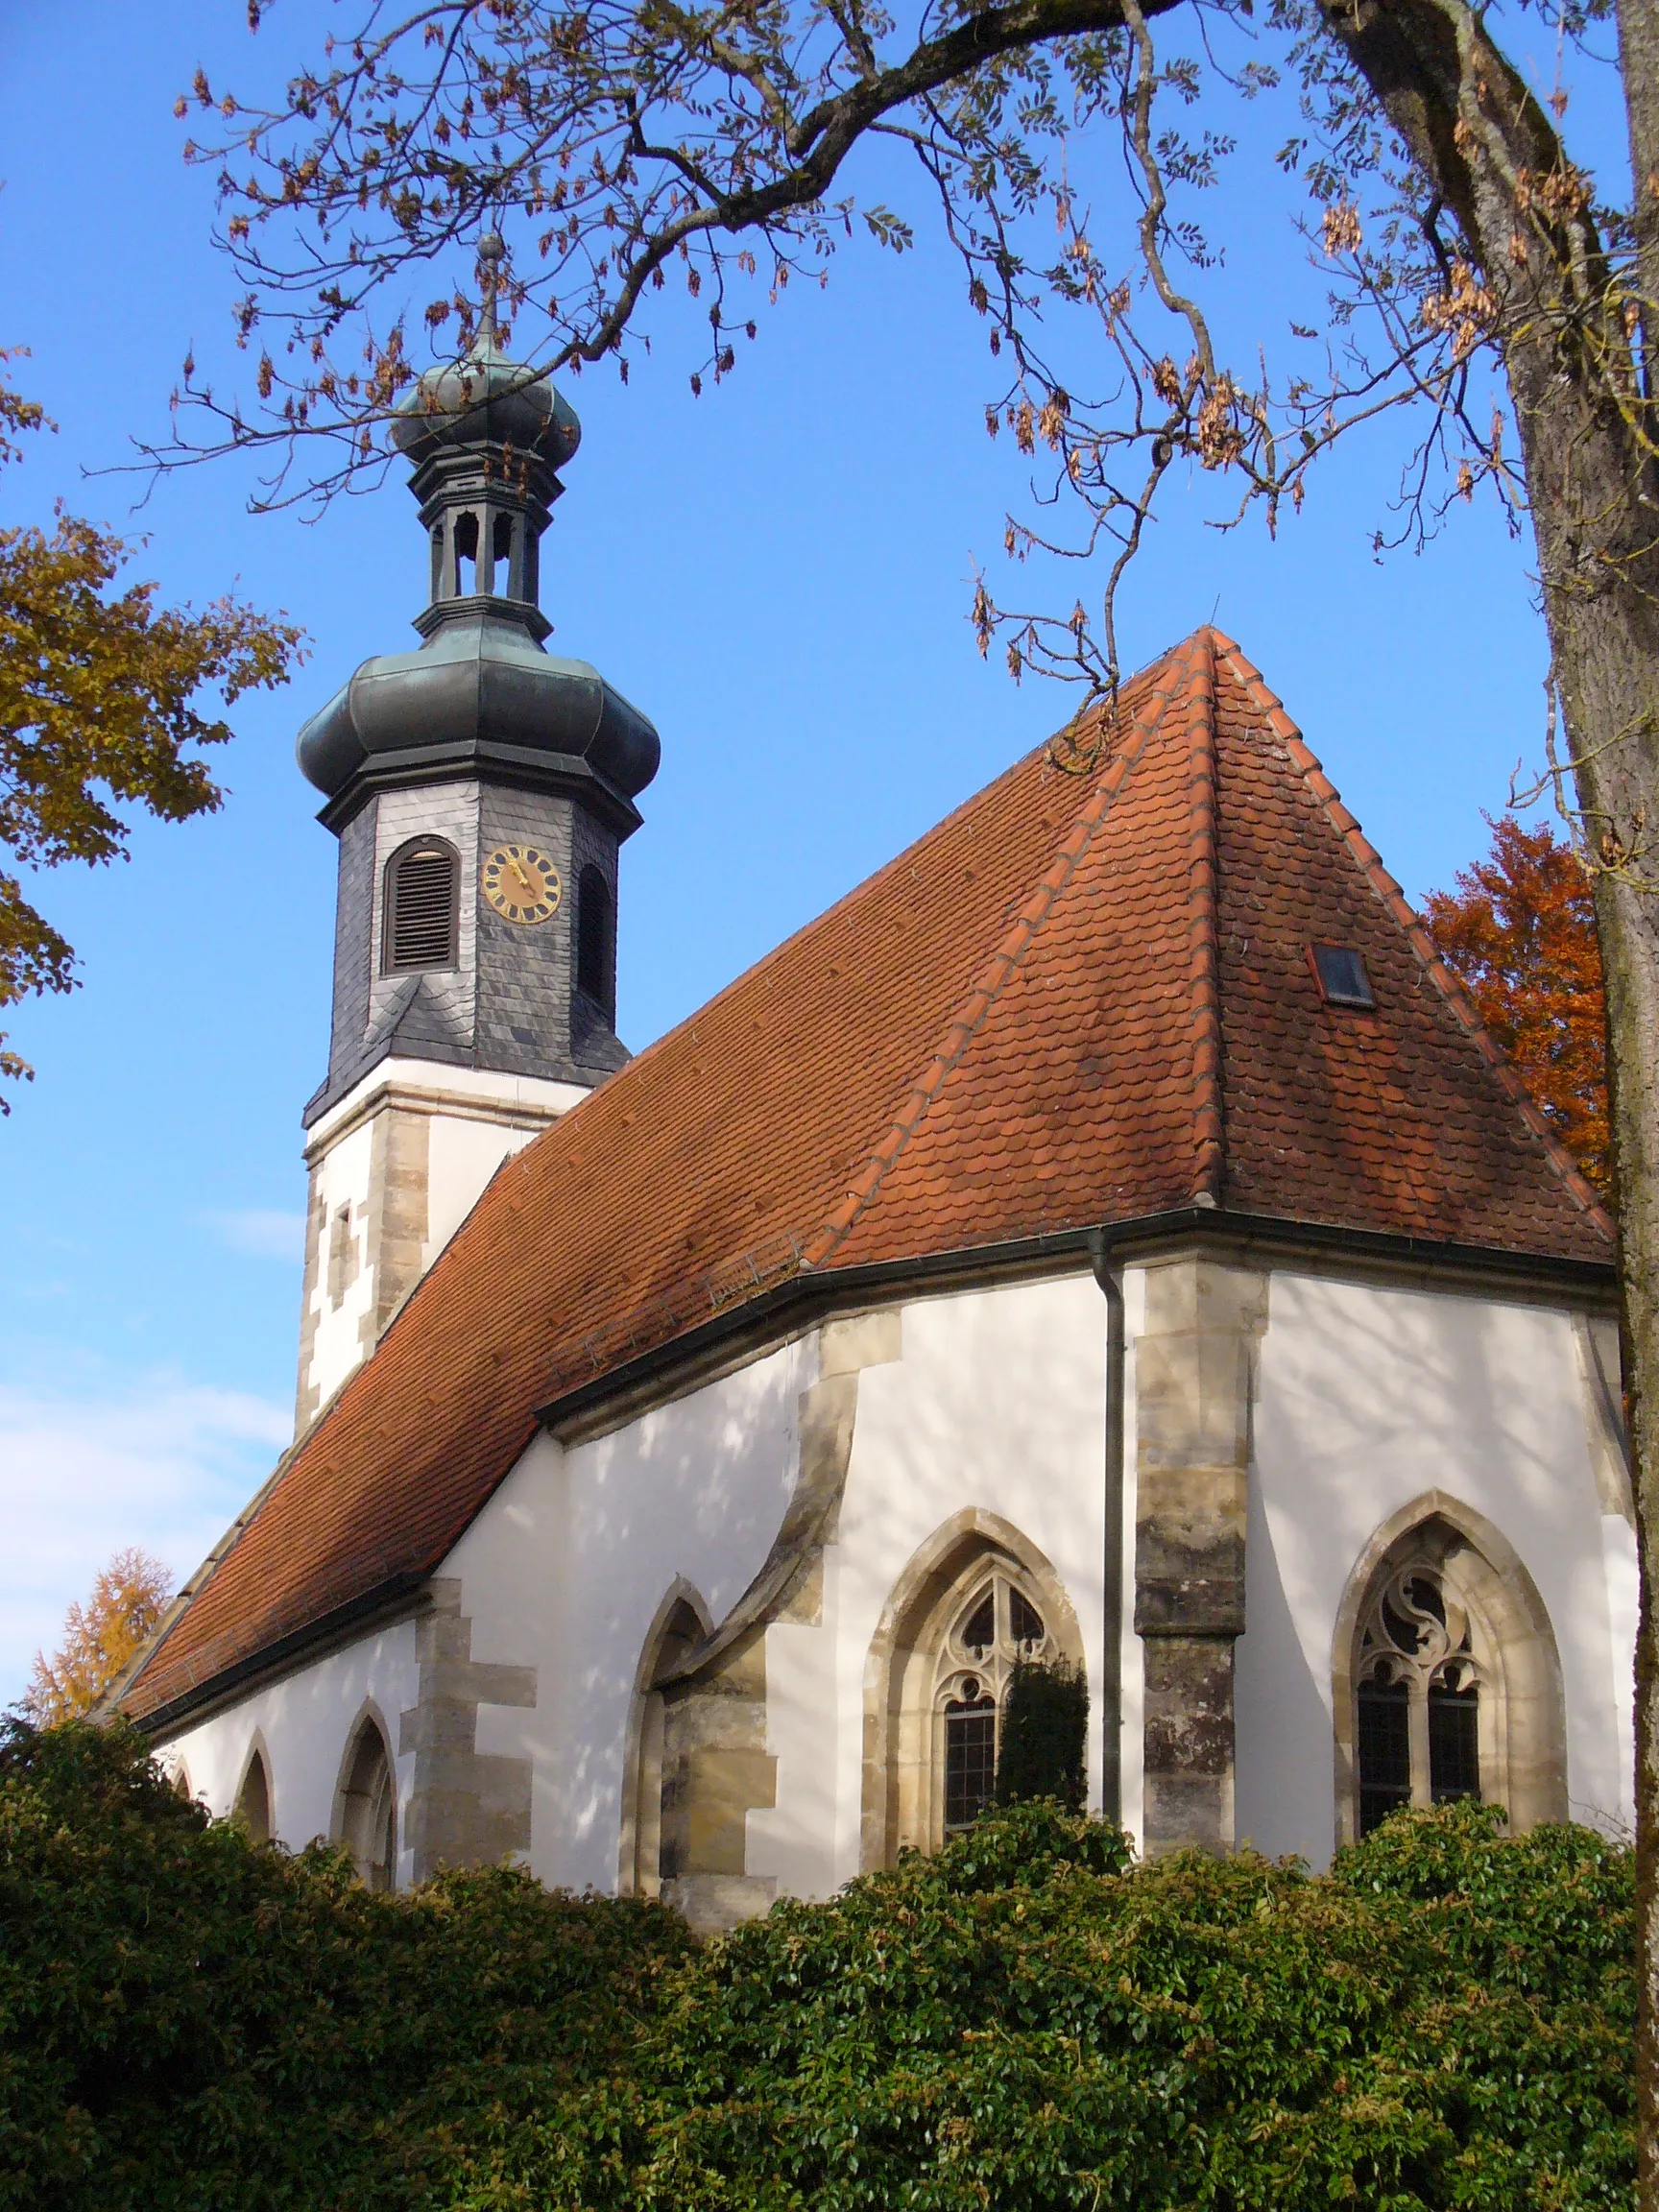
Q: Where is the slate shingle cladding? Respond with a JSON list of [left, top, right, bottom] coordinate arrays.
[[303, 778, 625, 1126]]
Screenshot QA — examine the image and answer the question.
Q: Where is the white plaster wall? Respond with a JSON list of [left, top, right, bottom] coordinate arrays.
[[165, 1258, 1630, 1913], [747, 1526, 845, 1901], [745, 1272, 1113, 1900], [156, 1619, 421, 1883], [300, 1061, 586, 1416], [301, 1115, 376, 1413], [1236, 1273, 1630, 1864], [439, 1337, 810, 1893], [423, 1105, 552, 1260]]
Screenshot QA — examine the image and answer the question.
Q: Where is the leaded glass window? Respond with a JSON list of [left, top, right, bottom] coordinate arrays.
[[935, 1574, 1053, 1836], [944, 1687, 998, 1831], [1355, 1559, 1484, 1835]]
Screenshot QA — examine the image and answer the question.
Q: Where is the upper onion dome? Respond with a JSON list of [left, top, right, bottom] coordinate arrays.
[[392, 238, 580, 468]]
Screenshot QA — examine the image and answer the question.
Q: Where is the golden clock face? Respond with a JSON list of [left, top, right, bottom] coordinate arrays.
[[482, 843, 563, 926]]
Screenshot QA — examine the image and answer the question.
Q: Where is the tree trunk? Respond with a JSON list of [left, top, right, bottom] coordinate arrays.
[[1318, 0, 1659, 2187], [1611, 5, 1659, 2186], [1616, 0, 1659, 396], [1534, 377, 1659, 2212]]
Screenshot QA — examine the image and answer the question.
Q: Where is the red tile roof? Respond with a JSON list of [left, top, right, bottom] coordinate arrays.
[[124, 628, 1610, 1722]]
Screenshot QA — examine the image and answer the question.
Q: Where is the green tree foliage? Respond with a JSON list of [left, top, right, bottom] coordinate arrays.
[[0, 1719, 690, 2212], [525, 1799, 1635, 2209], [0, 354, 302, 1098], [0, 1723, 1635, 2210], [996, 1656, 1089, 1813]]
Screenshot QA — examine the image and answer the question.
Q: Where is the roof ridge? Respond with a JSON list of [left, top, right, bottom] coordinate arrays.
[[1181, 631, 1225, 1206], [801, 633, 1208, 1269], [1209, 629, 1612, 1233]]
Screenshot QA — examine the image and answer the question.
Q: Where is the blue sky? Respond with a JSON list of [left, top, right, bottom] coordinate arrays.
[[0, 1, 1600, 1701]]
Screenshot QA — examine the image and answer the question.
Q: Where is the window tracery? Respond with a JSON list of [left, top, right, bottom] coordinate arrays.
[[1355, 1559, 1482, 1834], [934, 1572, 1053, 1835], [1334, 1501, 1569, 1846], [863, 1515, 1087, 1869]]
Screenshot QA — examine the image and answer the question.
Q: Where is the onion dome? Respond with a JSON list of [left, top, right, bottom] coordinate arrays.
[[296, 233, 660, 831], [391, 235, 581, 473]]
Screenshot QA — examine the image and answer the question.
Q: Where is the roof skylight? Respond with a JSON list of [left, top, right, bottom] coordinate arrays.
[[1310, 944, 1376, 1010]]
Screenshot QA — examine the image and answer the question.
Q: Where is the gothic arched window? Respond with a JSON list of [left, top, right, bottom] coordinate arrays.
[[576, 864, 614, 1021], [235, 1746, 272, 1843], [1334, 1502, 1569, 1846], [937, 1574, 1054, 1835], [336, 1716, 397, 1890], [383, 837, 459, 974], [861, 1515, 1085, 1867], [1355, 1562, 1481, 1834], [619, 1586, 709, 1898]]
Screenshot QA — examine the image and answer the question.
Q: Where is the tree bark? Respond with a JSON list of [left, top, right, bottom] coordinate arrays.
[[1316, 0, 1659, 2187], [1616, 0, 1659, 391]]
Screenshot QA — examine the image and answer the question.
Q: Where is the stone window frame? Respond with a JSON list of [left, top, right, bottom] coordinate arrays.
[[1331, 1491, 1567, 1850], [332, 1702, 400, 1890], [617, 1578, 713, 1900], [861, 1510, 1085, 1870]]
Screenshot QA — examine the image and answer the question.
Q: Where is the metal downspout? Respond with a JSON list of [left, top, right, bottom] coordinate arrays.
[[1089, 1227, 1126, 1829]]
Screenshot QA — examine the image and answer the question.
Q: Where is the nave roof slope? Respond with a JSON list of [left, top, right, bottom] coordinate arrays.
[[124, 627, 1610, 1724]]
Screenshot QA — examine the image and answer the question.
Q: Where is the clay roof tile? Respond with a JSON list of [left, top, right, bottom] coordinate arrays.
[[123, 628, 1611, 1720]]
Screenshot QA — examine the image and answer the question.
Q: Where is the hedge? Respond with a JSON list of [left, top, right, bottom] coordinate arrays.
[[0, 1720, 1634, 2210]]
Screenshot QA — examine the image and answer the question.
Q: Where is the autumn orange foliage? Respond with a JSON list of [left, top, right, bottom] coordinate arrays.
[[1422, 815, 1609, 1194], [24, 1548, 175, 1725]]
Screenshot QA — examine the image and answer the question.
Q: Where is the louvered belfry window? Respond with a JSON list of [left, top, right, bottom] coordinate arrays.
[[576, 863, 615, 1019], [384, 839, 459, 973]]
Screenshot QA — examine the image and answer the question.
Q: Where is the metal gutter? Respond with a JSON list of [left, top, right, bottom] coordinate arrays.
[[126, 1571, 428, 1741], [537, 1204, 1616, 1435], [133, 1206, 1615, 1739], [1089, 1227, 1126, 1828]]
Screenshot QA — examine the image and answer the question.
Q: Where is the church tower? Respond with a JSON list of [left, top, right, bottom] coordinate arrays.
[[292, 237, 660, 1430]]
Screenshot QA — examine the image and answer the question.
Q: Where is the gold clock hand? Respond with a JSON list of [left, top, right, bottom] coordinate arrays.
[[510, 858, 536, 893]]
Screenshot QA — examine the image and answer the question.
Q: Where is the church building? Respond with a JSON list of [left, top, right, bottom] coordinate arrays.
[[116, 286, 1636, 1925]]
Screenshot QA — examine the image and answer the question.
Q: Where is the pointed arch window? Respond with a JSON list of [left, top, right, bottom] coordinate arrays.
[[622, 1593, 708, 1899], [935, 1572, 1054, 1837], [1337, 1503, 1569, 1846], [235, 1747, 272, 1843], [337, 1718, 397, 1890], [384, 837, 460, 974], [1356, 1564, 1483, 1833], [862, 1519, 1087, 1868]]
